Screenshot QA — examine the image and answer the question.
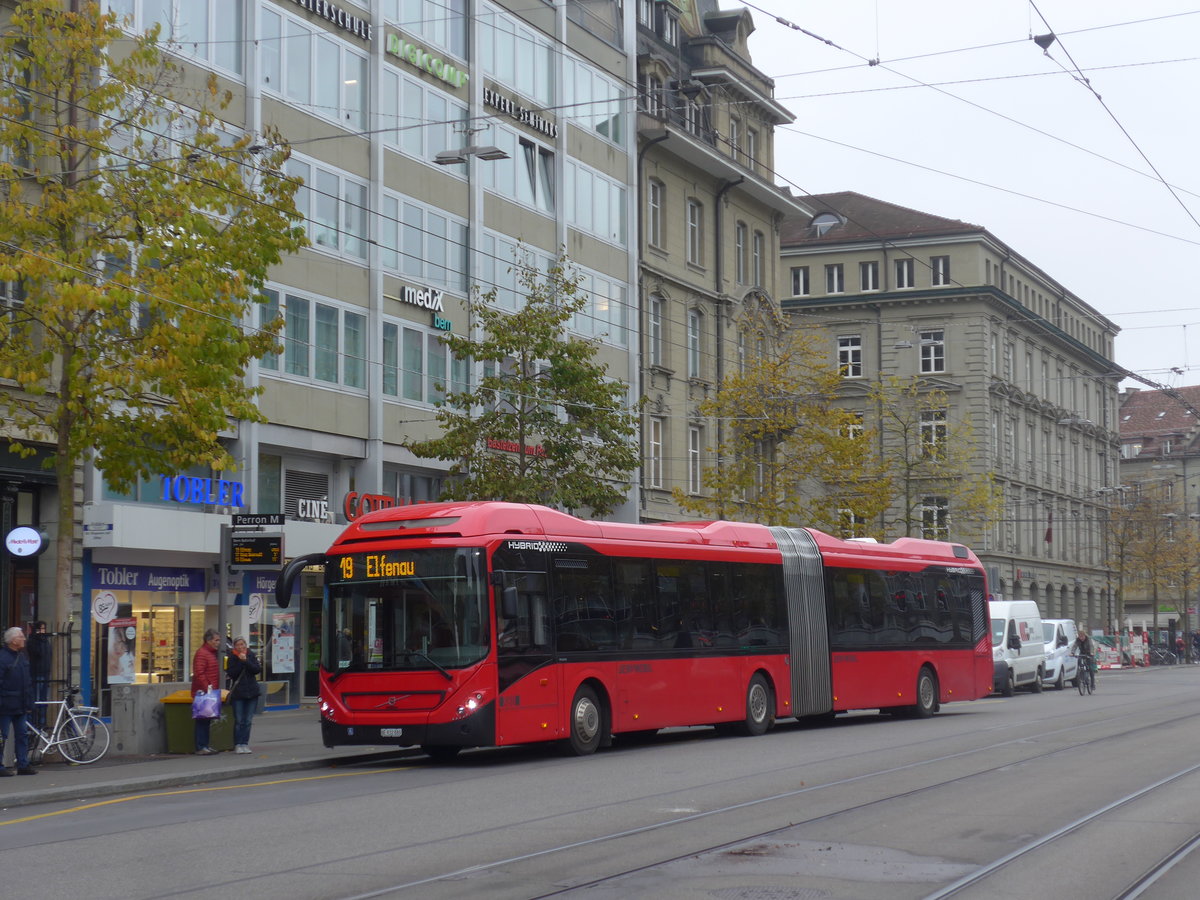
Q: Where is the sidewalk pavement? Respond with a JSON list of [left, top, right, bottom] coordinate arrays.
[[0, 705, 414, 811]]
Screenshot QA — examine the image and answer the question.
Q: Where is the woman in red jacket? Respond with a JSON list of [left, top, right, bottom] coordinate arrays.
[[191, 629, 221, 754]]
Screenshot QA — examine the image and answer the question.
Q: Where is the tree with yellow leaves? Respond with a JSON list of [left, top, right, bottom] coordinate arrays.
[[675, 308, 891, 534], [0, 1, 306, 622]]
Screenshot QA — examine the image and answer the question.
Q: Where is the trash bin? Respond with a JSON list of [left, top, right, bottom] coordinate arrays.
[[160, 690, 234, 753]]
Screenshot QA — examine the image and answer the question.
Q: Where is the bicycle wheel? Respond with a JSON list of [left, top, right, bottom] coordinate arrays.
[[58, 713, 111, 764], [1078, 668, 1086, 695], [25, 722, 46, 766]]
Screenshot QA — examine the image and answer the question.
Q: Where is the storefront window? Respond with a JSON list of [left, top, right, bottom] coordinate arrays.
[[89, 563, 208, 713]]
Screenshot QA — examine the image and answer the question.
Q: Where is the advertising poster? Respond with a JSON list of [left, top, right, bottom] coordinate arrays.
[[107, 617, 138, 684], [271, 611, 295, 673]]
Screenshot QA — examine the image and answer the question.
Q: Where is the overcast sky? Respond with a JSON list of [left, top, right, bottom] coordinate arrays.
[[744, 0, 1200, 390]]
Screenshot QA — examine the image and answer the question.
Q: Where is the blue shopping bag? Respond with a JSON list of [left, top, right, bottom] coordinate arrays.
[[191, 687, 221, 720]]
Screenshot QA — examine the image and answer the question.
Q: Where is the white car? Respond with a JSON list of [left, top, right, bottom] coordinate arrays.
[[1042, 619, 1080, 690]]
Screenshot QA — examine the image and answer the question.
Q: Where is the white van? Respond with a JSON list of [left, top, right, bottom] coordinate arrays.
[[1042, 619, 1079, 690], [989, 600, 1046, 696]]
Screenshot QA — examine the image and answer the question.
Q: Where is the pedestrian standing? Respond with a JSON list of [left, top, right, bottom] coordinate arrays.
[[191, 629, 221, 755], [226, 637, 262, 754], [27, 621, 51, 727], [0, 626, 37, 776]]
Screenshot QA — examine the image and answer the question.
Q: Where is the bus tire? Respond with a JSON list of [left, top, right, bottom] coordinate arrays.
[[913, 667, 938, 718], [567, 685, 603, 756], [422, 745, 461, 763], [740, 674, 774, 736], [1002, 670, 1015, 697], [1031, 668, 1044, 693]]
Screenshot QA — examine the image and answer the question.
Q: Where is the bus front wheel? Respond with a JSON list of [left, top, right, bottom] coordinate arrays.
[[740, 674, 774, 736], [567, 685, 603, 756]]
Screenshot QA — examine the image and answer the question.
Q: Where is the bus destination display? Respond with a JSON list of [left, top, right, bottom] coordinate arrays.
[[336, 552, 417, 581]]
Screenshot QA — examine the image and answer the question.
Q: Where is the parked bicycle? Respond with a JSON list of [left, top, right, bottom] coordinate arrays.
[[1075, 654, 1096, 695], [26, 686, 111, 765]]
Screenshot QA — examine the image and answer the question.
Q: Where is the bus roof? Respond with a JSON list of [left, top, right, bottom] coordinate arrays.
[[328, 501, 981, 568]]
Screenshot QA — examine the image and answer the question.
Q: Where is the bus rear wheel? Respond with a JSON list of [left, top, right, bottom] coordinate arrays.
[[740, 674, 774, 736], [567, 685, 603, 756], [913, 667, 938, 718]]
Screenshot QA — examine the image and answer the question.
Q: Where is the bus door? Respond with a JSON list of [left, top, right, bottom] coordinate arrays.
[[494, 570, 561, 744]]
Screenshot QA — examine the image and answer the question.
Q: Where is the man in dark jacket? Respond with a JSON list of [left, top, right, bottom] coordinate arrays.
[[0, 626, 37, 775]]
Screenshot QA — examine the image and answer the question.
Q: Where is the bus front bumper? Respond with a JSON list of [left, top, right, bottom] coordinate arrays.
[[321, 701, 495, 749]]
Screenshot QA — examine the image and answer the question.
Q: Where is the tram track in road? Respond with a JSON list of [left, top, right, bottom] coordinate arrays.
[[10, 674, 1194, 900], [924, 761, 1200, 899], [330, 693, 1200, 899]]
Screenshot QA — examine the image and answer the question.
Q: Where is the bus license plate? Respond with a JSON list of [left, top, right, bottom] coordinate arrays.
[[380, 728, 403, 737]]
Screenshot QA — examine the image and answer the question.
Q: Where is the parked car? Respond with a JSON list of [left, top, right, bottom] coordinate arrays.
[[990, 600, 1046, 696], [1042, 619, 1079, 690]]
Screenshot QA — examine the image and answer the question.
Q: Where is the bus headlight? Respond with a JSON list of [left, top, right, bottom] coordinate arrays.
[[455, 692, 485, 718]]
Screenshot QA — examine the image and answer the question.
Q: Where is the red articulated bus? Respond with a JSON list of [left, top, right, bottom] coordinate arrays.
[[276, 501, 993, 760]]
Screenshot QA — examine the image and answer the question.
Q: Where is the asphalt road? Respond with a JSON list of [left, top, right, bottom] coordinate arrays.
[[4, 665, 1200, 900]]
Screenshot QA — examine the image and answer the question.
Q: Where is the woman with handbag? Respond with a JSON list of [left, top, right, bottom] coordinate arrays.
[[191, 629, 221, 755], [226, 637, 262, 754]]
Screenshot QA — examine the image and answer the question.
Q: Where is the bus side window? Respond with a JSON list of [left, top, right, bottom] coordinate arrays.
[[614, 559, 653, 649], [497, 572, 550, 652]]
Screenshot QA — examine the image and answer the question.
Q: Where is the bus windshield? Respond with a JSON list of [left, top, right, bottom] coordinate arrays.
[[324, 547, 488, 675]]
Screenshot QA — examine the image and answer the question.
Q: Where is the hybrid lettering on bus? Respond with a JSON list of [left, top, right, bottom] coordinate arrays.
[[275, 501, 993, 760]]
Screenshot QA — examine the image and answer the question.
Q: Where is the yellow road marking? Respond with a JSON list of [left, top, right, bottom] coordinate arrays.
[[0, 767, 401, 826]]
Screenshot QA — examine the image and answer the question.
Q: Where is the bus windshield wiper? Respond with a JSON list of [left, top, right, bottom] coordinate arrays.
[[404, 650, 452, 681]]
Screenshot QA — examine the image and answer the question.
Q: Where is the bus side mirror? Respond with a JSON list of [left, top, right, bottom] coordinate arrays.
[[1057, 635, 1068, 648], [502, 586, 519, 619], [275, 553, 327, 608], [1008, 635, 1021, 651]]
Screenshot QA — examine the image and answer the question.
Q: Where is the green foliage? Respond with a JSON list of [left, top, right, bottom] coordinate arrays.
[[0, 0, 307, 613], [675, 310, 891, 533], [405, 255, 640, 517]]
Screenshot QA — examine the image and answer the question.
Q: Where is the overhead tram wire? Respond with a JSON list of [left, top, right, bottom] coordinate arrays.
[[0, 75, 1156, 373], [777, 126, 1200, 249], [4, 9, 1193, 383], [738, 2, 1200, 389], [1028, 0, 1200, 236], [746, 0, 1200, 211], [9, 6, 1197, 244], [770, 8, 1200, 79]]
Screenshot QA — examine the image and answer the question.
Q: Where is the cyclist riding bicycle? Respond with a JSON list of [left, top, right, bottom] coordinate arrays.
[[1072, 627, 1095, 673]]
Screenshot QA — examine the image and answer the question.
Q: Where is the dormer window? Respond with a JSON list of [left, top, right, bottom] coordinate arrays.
[[661, 9, 679, 45], [812, 212, 840, 237]]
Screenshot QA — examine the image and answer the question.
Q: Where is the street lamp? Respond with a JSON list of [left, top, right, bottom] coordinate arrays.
[[434, 144, 510, 165], [433, 122, 509, 165]]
